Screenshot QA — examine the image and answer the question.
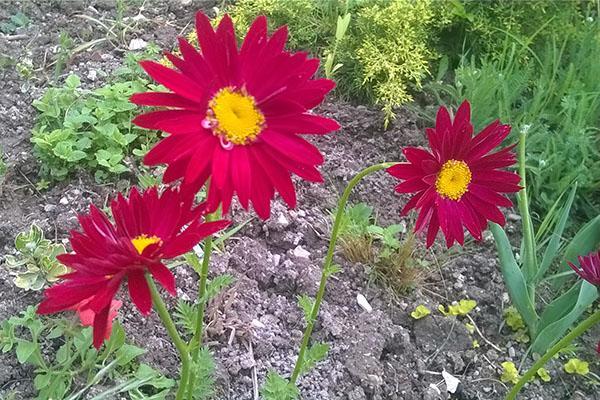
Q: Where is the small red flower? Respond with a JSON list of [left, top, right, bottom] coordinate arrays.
[[388, 101, 520, 248], [37, 187, 229, 348], [131, 12, 339, 219], [568, 250, 600, 287], [72, 298, 122, 340]]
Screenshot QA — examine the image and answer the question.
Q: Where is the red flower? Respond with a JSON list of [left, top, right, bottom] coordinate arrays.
[[131, 12, 339, 219], [387, 101, 520, 248], [568, 250, 600, 287], [37, 187, 229, 348], [72, 298, 122, 340]]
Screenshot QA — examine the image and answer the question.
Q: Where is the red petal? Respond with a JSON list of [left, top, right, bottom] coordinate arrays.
[[140, 61, 206, 103], [130, 92, 201, 109], [261, 130, 324, 165], [92, 306, 110, 349], [128, 270, 152, 315], [149, 262, 176, 296]]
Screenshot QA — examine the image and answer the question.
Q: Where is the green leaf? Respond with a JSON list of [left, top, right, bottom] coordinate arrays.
[[56, 341, 71, 364], [65, 74, 81, 88], [260, 371, 299, 400], [116, 343, 146, 366], [299, 342, 329, 375], [535, 184, 577, 281], [16, 340, 37, 364], [297, 295, 314, 322], [531, 281, 597, 354], [100, 322, 125, 361], [201, 274, 235, 304], [34, 373, 51, 390], [490, 223, 538, 335]]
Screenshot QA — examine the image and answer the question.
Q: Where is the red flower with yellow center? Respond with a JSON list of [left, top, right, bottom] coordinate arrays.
[[37, 187, 230, 348], [388, 101, 521, 248], [568, 251, 600, 287], [131, 12, 339, 219]]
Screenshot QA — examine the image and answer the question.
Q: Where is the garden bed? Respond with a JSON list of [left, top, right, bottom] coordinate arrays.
[[1, 1, 598, 400]]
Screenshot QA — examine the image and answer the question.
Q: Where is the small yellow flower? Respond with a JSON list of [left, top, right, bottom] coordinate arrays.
[[564, 358, 589, 375], [536, 368, 551, 382], [411, 305, 431, 320], [472, 339, 480, 349], [500, 361, 520, 384]]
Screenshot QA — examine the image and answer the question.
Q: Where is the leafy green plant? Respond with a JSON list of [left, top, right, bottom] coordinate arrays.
[[491, 180, 600, 354], [0, 11, 29, 34], [0, 306, 174, 400], [260, 371, 299, 400], [3, 224, 68, 291], [31, 46, 161, 183]]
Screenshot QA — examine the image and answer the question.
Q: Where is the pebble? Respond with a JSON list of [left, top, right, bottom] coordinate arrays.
[[293, 245, 310, 259], [44, 204, 56, 212], [128, 38, 148, 50], [508, 346, 516, 358], [356, 293, 372, 313], [59, 197, 68, 205]]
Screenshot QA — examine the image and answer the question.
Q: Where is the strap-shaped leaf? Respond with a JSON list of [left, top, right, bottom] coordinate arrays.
[[490, 223, 539, 335], [537, 281, 580, 334], [534, 184, 577, 282], [531, 281, 597, 354]]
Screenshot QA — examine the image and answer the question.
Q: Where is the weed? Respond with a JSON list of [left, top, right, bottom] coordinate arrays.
[[0, 11, 29, 34], [3, 224, 68, 291], [31, 45, 161, 183], [0, 306, 174, 399]]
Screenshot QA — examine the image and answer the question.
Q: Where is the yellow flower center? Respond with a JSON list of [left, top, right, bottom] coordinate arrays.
[[435, 159, 472, 201], [204, 87, 265, 146], [131, 234, 162, 255]]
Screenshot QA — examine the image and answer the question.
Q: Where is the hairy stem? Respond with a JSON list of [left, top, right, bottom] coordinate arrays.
[[290, 162, 397, 384], [146, 275, 190, 400], [517, 129, 537, 322], [186, 211, 217, 400], [506, 309, 600, 400]]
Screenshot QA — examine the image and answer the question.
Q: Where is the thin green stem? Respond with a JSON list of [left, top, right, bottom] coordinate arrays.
[[517, 130, 537, 316], [290, 162, 397, 384], [506, 309, 600, 400], [186, 211, 217, 400], [146, 275, 191, 400]]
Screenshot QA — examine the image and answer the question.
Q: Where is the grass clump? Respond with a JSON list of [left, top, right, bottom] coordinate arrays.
[[31, 46, 161, 183]]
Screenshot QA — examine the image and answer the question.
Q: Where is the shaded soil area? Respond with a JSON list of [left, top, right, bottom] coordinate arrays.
[[1, 1, 599, 400]]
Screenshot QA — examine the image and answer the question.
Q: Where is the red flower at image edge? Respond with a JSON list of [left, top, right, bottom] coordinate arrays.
[[37, 187, 230, 348], [568, 250, 600, 354], [569, 251, 600, 287], [131, 12, 339, 219], [387, 101, 521, 248]]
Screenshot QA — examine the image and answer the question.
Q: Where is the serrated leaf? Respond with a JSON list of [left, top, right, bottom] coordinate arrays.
[[297, 295, 314, 322], [299, 342, 329, 375], [260, 371, 299, 400], [201, 274, 235, 304]]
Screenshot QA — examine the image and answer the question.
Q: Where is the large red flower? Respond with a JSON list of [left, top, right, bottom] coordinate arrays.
[[388, 101, 520, 248], [37, 187, 229, 348], [131, 12, 339, 219]]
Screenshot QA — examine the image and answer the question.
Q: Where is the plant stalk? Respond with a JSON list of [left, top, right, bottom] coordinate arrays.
[[186, 211, 217, 400], [506, 308, 600, 400], [145, 275, 190, 400], [289, 162, 397, 384], [517, 129, 537, 309]]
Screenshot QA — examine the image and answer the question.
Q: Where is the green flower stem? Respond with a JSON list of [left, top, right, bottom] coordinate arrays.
[[506, 308, 600, 400], [186, 211, 217, 400], [290, 162, 397, 384], [145, 275, 191, 400], [517, 130, 537, 308]]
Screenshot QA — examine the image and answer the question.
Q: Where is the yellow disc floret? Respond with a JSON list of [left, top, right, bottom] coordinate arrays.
[[131, 234, 162, 255], [206, 87, 265, 145], [435, 159, 472, 201]]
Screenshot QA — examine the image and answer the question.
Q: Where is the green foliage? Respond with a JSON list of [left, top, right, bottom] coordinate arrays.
[[410, 305, 431, 320], [31, 45, 161, 183], [490, 182, 600, 354], [190, 348, 216, 400], [297, 294, 315, 322], [225, 0, 449, 123], [260, 371, 299, 400], [337, 202, 420, 293], [564, 358, 590, 375], [0, 306, 174, 400], [298, 342, 329, 376], [500, 361, 520, 384], [3, 224, 68, 291], [0, 12, 30, 34]]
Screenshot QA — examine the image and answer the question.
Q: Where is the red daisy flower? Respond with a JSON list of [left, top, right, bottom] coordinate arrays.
[[37, 187, 229, 348], [131, 12, 339, 219], [387, 101, 520, 248], [568, 250, 600, 287]]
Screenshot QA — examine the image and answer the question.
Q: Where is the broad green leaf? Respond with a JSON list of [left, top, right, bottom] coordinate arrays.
[[531, 281, 598, 354], [490, 223, 538, 335], [56, 341, 71, 364], [16, 340, 37, 364], [100, 321, 126, 361], [335, 14, 351, 41], [34, 373, 51, 390], [535, 184, 577, 281], [116, 343, 146, 366]]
